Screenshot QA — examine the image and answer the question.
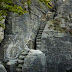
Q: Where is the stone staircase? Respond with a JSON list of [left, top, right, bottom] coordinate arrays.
[[16, 21, 46, 72], [16, 49, 29, 72], [36, 21, 46, 49]]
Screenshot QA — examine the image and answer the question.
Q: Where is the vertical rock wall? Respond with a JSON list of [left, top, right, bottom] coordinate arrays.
[[38, 0, 72, 72], [0, 1, 48, 71], [1, 0, 72, 72], [0, 19, 5, 60]]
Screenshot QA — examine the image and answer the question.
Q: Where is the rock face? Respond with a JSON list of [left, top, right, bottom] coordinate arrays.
[[15, 49, 46, 72], [0, 19, 5, 60], [0, 27, 4, 43], [0, 0, 48, 72], [0, 63, 7, 72], [1, 0, 48, 61], [36, 0, 72, 72], [0, 18, 5, 43], [41, 22, 72, 72], [1, 0, 72, 72], [22, 49, 46, 72]]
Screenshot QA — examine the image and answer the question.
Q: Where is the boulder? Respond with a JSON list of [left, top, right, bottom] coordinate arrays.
[[0, 63, 7, 72], [22, 49, 46, 72], [1, 0, 49, 61]]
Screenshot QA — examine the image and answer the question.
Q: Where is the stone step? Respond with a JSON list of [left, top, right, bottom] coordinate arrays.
[[37, 36, 41, 39], [16, 68, 22, 72], [36, 45, 41, 49], [38, 32, 43, 34], [36, 45, 41, 47], [18, 59, 24, 63], [38, 31, 42, 34], [36, 36, 41, 39], [36, 44, 41, 46], [39, 30, 43, 32], [36, 40, 41, 43], [18, 64, 23, 68], [19, 55, 25, 59], [40, 25, 45, 27], [37, 34, 42, 37], [36, 40, 41, 42], [40, 28, 44, 30], [36, 39, 41, 42], [40, 27, 44, 29], [38, 33, 42, 35], [21, 52, 28, 55], [36, 42, 41, 45]]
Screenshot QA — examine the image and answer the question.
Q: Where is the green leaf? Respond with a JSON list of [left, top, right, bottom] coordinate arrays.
[[0, 23, 5, 29]]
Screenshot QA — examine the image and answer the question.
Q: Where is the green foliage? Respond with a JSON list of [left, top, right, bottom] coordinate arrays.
[[0, 0, 28, 28], [0, 23, 5, 28], [0, 1, 27, 16], [27, 0, 31, 5], [49, 20, 69, 33], [0, 0, 53, 28], [39, 0, 53, 9], [0, 0, 53, 19]]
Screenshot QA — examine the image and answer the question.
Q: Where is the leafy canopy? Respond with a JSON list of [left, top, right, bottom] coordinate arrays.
[[0, 0, 52, 28]]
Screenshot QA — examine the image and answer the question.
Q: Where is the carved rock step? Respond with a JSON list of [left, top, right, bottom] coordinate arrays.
[[36, 44, 41, 46], [36, 39, 41, 42], [36, 42, 41, 45], [37, 34, 42, 37], [36, 45, 41, 48], [18, 59, 24, 63], [16, 68, 22, 72], [36, 36, 41, 39], [38, 30, 43, 32], [40, 25, 44, 27], [19, 55, 25, 59], [37, 36, 41, 38], [38, 31, 43, 34], [21, 49, 46, 72], [39, 28, 44, 30], [16, 49, 30, 72], [39, 29, 44, 31], [38, 33, 42, 35], [21, 52, 28, 55], [36, 44, 41, 47], [17, 64, 23, 68], [40, 25, 45, 27], [36, 38, 41, 40]]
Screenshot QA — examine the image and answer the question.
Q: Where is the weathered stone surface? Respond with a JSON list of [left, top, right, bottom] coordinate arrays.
[[0, 63, 7, 72], [1, 0, 72, 72], [0, 27, 4, 43], [37, 0, 72, 72], [1, 0, 49, 62], [41, 22, 72, 72], [0, 18, 5, 43], [0, 0, 49, 72], [22, 49, 46, 72], [6, 59, 17, 72]]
